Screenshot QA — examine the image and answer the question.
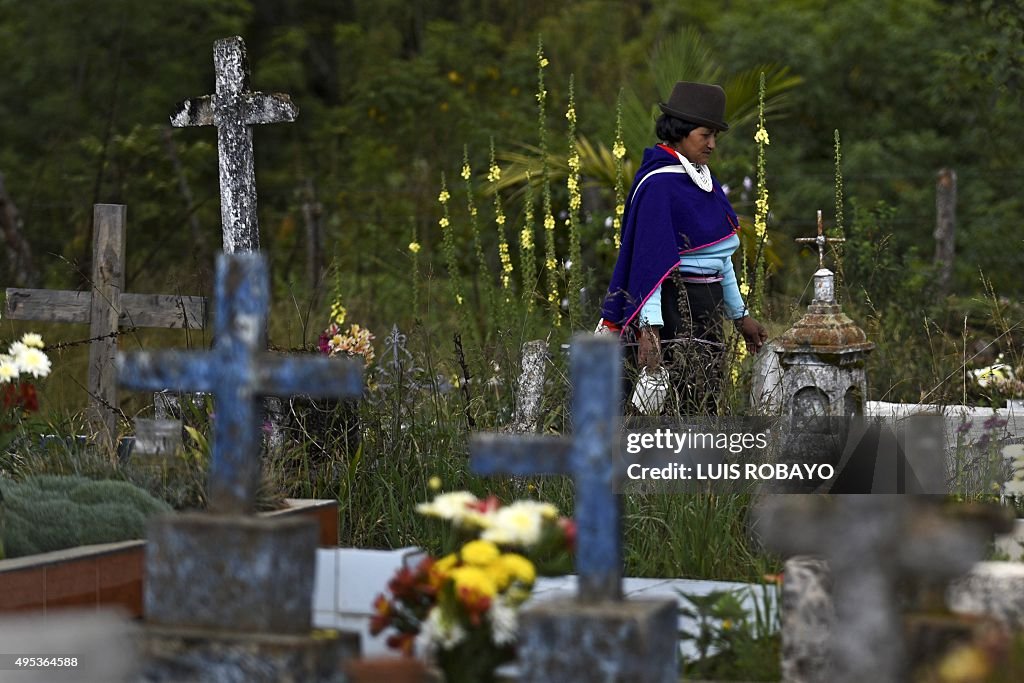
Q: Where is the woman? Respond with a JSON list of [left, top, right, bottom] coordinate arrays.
[[600, 81, 767, 414]]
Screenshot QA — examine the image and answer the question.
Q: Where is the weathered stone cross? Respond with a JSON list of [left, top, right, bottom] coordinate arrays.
[[796, 209, 846, 269], [471, 334, 623, 601], [170, 36, 298, 254], [117, 253, 361, 513], [4, 204, 206, 453]]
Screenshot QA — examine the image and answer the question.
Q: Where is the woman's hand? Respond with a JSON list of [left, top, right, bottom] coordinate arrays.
[[736, 316, 768, 354], [637, 325, 662, 372]]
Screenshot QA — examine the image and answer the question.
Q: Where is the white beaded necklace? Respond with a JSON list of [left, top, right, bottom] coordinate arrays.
[[671, 149, 713, 192]]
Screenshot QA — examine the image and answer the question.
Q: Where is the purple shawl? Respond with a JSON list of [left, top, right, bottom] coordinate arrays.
[[601, 145, 739, 330]]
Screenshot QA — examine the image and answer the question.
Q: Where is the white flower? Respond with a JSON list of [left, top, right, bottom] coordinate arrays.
[[480, 501, 555, 547], [415, 491, 479, 522], [14, 347, 50, 378], [0, 357, 19, 384], [421, 606, 466, 650], [1005, 479, 1024, 497], [20, 333, 44, 349], [8, 341, 27, 357], [489, 598, 518, 646]]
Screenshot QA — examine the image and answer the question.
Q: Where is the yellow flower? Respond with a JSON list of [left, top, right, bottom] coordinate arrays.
[[487, 164, 501, 183], [565, 106, 576, 125], [439, 216, 450, 228], [438, 190, 450, 203], [539, 57, 549, 68], [545, 257, 557, 272], [470, 206, 478, 217], [408, 241, 421, 254], [520, 228, 534, 250], [754, 126, 770, 145], [497, 553, 535, 585], [722, 619, 733, 631], [496, 214, 506, 226], [543, 214, 555, 230], [612, 141, 626, 159], [456, 295, 463, 305], [461, 164, 471, 180], [330, 301, 347, 325], [449, 566, 498, 598], [740, 280, 751, 298], [428, 476, 442, 491], [461, 540, 501, 566]]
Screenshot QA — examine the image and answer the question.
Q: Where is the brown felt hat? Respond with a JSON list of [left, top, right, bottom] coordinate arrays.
[[659, 81, 729, 131]]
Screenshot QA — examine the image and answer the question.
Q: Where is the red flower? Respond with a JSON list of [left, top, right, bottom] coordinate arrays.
[[558, 517, 577, 553], [369, 594, 392, 635], [386, 631, 416, 657], [467, 494, 502, 514]]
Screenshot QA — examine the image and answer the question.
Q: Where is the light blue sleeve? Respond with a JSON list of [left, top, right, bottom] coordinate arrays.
[[720, 255, 748, 320], [638, 284, 663, 327]]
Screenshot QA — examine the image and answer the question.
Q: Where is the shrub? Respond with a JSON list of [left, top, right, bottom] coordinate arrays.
[[0, 474, 171, 559]]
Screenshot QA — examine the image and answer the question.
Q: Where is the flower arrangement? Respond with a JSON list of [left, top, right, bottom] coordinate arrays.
[[371, 490, 575, 682], [0, 333, 51, 434], [316, 299, 375, 365]]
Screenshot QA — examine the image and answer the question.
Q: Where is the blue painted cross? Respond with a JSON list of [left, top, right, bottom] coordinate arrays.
[[471, 334, 622, 602], [117, 253, 362, 514]]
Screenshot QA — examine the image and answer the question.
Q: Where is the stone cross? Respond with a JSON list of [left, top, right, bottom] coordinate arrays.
[[795, 210, 845, 269], [117, 253, 361, 513], [471, 334, 623, 601], [170, 36, 298, 254], [756, 496, 1009, 683], [4, 204, 206, 454]]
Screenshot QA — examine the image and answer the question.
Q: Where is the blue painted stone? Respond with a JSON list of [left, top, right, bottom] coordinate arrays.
[[118, 253, 362, 514], [470, 334, 623, 602]]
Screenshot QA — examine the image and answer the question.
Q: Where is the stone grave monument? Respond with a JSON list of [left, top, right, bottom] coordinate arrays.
[[118, 254, 363, 682], [470, 334, 678, 683], [776, 211, 874, 420]]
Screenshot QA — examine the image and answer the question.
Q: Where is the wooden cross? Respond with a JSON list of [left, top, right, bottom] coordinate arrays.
[[795, 209, 846, 269], [117, 253, 362, 514], [4, 204, 206, 453], [170, 36, 298, 254], [471, 334, 623, 602], [756, 496, 1007, 682]]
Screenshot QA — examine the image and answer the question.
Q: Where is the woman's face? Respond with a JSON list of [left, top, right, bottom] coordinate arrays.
[[676, 127, 718, 165]]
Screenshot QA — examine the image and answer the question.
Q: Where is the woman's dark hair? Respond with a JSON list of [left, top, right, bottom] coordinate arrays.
[[655, 114, 698, 144]]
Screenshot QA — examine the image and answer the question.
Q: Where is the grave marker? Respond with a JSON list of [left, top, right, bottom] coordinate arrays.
[[118, 252, 361, 513], [119, 254, 362, 681], [4, 204, 206, 453], [470, 334, 677, 682], [757, 496, 1011, 682], [170, 36, 298, 254]]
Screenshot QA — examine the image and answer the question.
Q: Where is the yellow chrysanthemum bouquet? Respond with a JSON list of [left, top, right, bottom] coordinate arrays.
[[371, 490, 575, 682]]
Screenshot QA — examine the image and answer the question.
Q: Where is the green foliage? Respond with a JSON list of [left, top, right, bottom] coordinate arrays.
[[0, 474, 171, 559], [678, 584, 781, 681]]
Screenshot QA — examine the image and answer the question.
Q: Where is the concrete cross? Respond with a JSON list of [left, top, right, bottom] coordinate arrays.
[[796, 210, 846, 269], [170, 36, 298, 254], [756, 495, 1009, 682], [117, 253, 362, 513], [4, 204, 206, 454], [471, 334, 622, 602]]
